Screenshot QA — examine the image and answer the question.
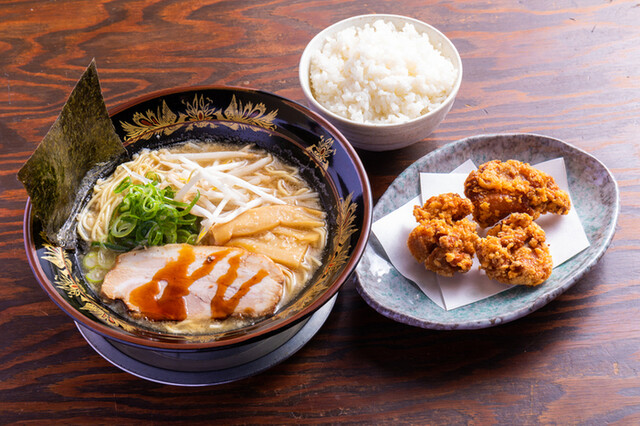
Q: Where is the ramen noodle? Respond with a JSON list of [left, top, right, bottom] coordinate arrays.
[[76, 142, 327, 333]]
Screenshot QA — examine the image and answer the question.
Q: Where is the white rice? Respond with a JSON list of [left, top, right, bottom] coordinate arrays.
[[309, 19, 457, 124]]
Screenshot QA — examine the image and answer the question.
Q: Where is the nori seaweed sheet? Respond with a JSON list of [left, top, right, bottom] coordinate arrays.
[[18, 60, 126, 248]]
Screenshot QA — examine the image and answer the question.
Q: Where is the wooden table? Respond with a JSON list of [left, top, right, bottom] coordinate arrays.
[[2, 0, 639, 423]]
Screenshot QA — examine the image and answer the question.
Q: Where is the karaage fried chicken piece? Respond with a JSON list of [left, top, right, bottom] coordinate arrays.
[[464, 159, 571, 228], [407, 193, 478, 277], [475, 213, 552, 286]]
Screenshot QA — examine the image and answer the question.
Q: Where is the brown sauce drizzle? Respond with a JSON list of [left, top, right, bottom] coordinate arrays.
[[210, 253, 269, 319], [128, 245, 270, 321]]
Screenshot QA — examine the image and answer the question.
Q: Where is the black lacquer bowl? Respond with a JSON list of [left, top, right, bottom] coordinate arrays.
[[24, 87, 372, 355]]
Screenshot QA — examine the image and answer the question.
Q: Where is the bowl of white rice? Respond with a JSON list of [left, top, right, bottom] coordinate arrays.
[[299, 14, 462, 151]]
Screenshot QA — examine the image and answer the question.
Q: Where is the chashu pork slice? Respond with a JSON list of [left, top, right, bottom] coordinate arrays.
[[101, 244, 284, 322]]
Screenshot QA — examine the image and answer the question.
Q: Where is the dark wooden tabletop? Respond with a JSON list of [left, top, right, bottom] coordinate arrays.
[[2, 0, 639, 424]]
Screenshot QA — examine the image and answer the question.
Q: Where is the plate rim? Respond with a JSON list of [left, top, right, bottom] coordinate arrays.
[[355, 132, 620, 330], [74, 295, 337, 386]]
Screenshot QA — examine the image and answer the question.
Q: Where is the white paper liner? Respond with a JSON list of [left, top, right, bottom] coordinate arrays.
[[372, 158, 590, 310]]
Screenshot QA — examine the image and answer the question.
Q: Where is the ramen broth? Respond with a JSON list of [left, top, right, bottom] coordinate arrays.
[[77, 141, 327, 334]]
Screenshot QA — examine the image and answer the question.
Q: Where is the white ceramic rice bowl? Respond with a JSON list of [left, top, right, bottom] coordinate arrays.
[[299, 14, 462, 151]]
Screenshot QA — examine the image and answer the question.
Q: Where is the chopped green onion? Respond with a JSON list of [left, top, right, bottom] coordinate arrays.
[[91, 241, 130, 252], [97, 248, 116, 269], [82, 251, 99, 269], [114, 177, 132, 194], [86, 268, 107, 284], [105, 180, 201, 250], [145, 171, 161, 183]]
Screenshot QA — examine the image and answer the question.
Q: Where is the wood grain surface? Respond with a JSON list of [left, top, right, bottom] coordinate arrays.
[[2, 0, 639, 424]]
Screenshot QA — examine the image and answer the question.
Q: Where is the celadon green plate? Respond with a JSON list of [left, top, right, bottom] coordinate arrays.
[[355, 133, 619, 329]]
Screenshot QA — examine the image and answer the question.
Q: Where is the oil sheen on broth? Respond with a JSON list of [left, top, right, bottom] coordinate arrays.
[[77, 141, 327, 334]]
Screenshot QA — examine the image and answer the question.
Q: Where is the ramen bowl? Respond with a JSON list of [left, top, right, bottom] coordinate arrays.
[[299, 14, 462, 151], [23, 87, 372, 375]]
